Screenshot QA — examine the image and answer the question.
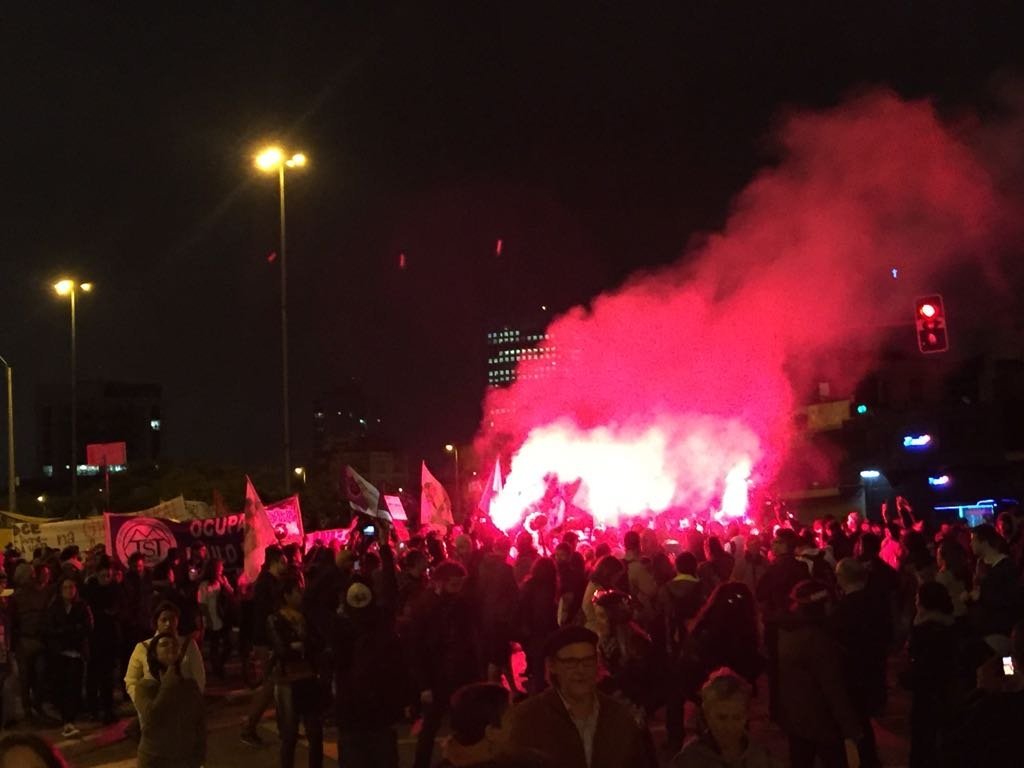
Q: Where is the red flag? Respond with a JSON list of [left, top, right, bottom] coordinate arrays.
[[345, 466, 381, 516]]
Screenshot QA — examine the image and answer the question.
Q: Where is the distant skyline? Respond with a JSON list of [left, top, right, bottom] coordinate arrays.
[[2, 4, 1022, 476]]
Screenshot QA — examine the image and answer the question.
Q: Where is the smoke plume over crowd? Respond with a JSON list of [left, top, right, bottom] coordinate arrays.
[[479, 89, 1012, 532]]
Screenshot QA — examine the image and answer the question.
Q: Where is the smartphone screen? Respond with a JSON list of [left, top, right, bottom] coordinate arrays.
[[1002, 656, 1016, 676]]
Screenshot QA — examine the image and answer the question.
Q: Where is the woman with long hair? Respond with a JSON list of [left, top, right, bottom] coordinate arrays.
[[517, 556, 559, 694], [591, 589, 661, 718], [582, 555, 624, 632], [197, 557, 234, 678], [135, 631, 206, 768], [268, 576, 324, 768]]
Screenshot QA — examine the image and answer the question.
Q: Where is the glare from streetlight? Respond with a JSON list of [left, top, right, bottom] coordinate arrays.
[[293, 466, 305, 476], [255, 146, 284, 172], [286, 152, 307, 168], [54, 279, 74, 296], [80, 282, 93, 293], [445, 444, 455, 452]]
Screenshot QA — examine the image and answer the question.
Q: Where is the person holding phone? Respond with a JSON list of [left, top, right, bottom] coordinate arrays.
[[268, 576, 324, 768], [135, 631, 206, 768]]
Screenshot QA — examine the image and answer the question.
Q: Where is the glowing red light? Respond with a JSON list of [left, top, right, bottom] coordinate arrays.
[[495, 238, 503, 257], [398, 252, 407, 270], [919, 303, 936, 318]]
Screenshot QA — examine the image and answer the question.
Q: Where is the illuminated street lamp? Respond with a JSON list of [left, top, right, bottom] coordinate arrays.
[[293, 466, 307, 484], [0, 354, 14, 513], [53, 279, 92, 509], [445, 443, 460, 519], [254, 145, 308, 494]]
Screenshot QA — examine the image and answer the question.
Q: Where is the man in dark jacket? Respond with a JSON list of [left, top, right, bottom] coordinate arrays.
[[778, 580, 861, 768], [241, 545, 288, 747], [659, 551, 705, 751], [506, 625, 653, 768], [835, 557, 887, 768], [410, 560, 480, 768], [10, 562, 55, 723], [755, 529, 808, 723], [970, 524, 1021, 644], [333, 581, 406, 768], [83, 556, 122, 723]]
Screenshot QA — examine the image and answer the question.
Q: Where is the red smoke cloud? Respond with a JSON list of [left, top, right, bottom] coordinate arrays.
[[479, 90, 1006, 531]]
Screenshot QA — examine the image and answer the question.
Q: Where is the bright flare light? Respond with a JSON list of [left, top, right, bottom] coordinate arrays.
[[53, 279, 74, 296], [928, 475, 950, 486], [919, 303, 937, 318], [490, 417, 760, 530], [860, 469, 881, 479]]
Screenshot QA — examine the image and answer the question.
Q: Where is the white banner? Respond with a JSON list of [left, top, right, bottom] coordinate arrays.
[[11, 518, 107, 555]]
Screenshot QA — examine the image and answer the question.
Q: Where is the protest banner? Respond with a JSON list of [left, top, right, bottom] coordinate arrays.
[[305, 528, 351, 548], [383, 494, 408, 521], [264, 495, 305, 546], [136, 496, 189, 521], [183, 499, 214, 520], [11, 518, 107, 555], [106, 511, 246, 570]]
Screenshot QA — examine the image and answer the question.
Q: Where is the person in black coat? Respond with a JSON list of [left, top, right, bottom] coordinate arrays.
[[44, 577, 93, 738], [517, 557, 559, 695], [409, 560, 480, 768], [82, 556, 122, 723], [906, 582, 957, 768], [835, 557, 888, 768], [268, 576, 324, 768], [333, 580, 406, 768], [755, 529, 808, 723]]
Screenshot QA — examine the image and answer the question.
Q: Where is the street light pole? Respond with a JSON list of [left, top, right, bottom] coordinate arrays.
[[255, 146, 306, 495], [0, 355, 14, 513], [54, 279, 91, 513], [70, 285, 78, 507], [278, 162, 291, 496]]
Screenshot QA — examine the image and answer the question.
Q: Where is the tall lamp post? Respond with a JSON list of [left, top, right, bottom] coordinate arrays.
[[54, 279, 92, 509], [445, 443, 460, 520], [0, 355, 14, 513], [255, 146, 307, 494]]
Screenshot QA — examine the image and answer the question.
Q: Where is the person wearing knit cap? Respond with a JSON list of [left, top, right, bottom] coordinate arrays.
[[506, 625, 653, 768], [332, 577, 406, 768]]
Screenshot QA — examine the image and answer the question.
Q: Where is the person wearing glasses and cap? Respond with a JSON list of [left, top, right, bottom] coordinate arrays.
[[506, 625, 653, 768]]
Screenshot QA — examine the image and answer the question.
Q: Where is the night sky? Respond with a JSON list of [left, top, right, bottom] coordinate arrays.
[[1, 2, 1022, 474]]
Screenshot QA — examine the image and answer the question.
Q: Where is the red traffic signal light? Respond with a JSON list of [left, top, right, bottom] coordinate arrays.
[[914, 294, 948, 353]]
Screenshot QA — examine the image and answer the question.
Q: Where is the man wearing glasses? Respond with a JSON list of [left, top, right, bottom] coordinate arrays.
[[507, 626, 653, 768]]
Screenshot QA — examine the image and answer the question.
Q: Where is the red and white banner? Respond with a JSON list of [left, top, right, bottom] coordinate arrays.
[[242, 476, 277, 584], [264, 495, 305, 546], [345, 466, 381, 516]]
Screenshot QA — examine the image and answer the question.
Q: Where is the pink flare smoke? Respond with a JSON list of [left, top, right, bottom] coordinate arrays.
[[480, 90, 1006, 532]]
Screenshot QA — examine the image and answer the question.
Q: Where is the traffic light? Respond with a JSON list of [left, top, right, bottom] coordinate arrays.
[[915, 294, 948, 354]]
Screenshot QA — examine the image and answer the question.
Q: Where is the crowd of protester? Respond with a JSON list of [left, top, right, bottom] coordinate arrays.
[[0, 494, 1022, 767]]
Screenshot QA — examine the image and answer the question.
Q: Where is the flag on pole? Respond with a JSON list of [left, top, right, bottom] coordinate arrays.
[[478, 457, 503, 516], [421, 461, 454, 527], [345, 466, 381, 517], [242, 476, 277, 585]]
